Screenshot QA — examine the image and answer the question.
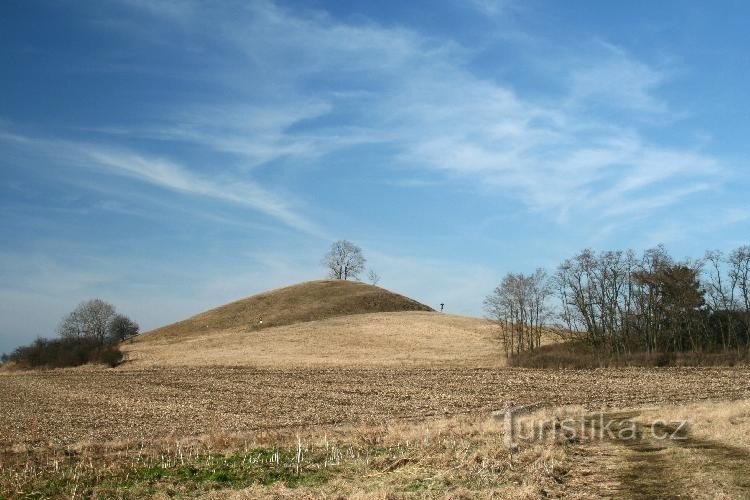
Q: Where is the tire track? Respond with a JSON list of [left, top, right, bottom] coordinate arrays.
[[563, 412, 750, 498]]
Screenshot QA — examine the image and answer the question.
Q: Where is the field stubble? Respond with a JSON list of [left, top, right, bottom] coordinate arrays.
[[1, 366, 748, 448], [1, 366, 750, 498]]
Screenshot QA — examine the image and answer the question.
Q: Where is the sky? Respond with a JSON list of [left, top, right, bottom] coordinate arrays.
[[1, 0, 749, 353]]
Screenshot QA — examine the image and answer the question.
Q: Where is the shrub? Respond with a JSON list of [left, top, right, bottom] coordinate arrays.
[[8, 337, 123, 369], [93, 344, 124, 368]]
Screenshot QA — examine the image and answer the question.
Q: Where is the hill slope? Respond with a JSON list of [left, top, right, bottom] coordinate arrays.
[[124, 311, 501, 367], [142, 280, 433, 342], [125, 280, 504, 367]]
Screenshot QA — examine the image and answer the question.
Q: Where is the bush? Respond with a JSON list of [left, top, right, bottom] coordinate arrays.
[[8, 337, 123, 369], [94, 344, 124, 368]]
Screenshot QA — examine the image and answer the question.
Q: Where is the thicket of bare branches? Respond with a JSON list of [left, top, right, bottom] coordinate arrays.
[[487, 245, 750, 356]]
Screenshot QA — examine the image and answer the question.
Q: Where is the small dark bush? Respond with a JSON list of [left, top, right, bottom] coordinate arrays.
[[8, 337, 123, 369], [93, 345, 124, 368]]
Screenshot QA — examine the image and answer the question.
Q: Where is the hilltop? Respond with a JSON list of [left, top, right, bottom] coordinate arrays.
[[142, 280, 433, 342]]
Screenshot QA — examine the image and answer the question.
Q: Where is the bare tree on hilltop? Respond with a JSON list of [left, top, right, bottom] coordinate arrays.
[[323, 240, 366, 280]]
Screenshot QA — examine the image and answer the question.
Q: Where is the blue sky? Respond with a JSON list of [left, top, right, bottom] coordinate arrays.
[[1, 0, 749, 353]]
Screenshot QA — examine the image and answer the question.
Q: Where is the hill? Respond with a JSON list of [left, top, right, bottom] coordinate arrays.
[[124, 280, 504, 367], [142, 280, 433, 342], [124, 311, 500, 367]]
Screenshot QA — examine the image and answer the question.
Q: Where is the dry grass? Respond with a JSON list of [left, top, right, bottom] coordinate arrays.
[[143, 280, 432, 342], [637, 399, 750, 449], [0, 409, 576, 499], [3, 278, 749, 497], [5, 394, 750, 498], [123, 311, 501, 368]]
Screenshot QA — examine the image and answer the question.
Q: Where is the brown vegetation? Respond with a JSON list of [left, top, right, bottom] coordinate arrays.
[[5, 337, 123, 370], [2, 365, 749, 448], [0, 405, 577, 499], [143, 280, 433, 342], [562, 400, 750, 498], [124, 311, 500, 368], [1, 365, 749, 497], [509, 340, 750, 369]]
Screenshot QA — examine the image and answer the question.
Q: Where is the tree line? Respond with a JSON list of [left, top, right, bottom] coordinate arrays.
[[485, 245, 750, 356]]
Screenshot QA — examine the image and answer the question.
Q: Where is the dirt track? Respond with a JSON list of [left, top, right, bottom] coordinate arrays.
[[563, 411, 750, 498]]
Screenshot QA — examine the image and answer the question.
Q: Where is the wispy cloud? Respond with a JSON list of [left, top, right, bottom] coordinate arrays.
[[85, 148, 322, 234], [465, 0, 518, 17], [0, 131, 323, 236], [99, 0, 723, 229], [566, 42, 670, 114]]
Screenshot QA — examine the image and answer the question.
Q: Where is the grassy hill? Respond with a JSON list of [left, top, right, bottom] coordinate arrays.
[[125, 280, 504, 367], [124, 311, 500, 367], [142, 279, 433, 342]]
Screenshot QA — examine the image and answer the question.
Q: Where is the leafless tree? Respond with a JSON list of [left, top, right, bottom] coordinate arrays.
[[704, 250, 739, 349], [367, 269, 381, 286], [322, 240, 366, 280], [58, 299, 116, 343], [502, 244, 750, 358], [108, 314, 140, 343], [729, 246, 750, 319], [484, 269, 551, 354]]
